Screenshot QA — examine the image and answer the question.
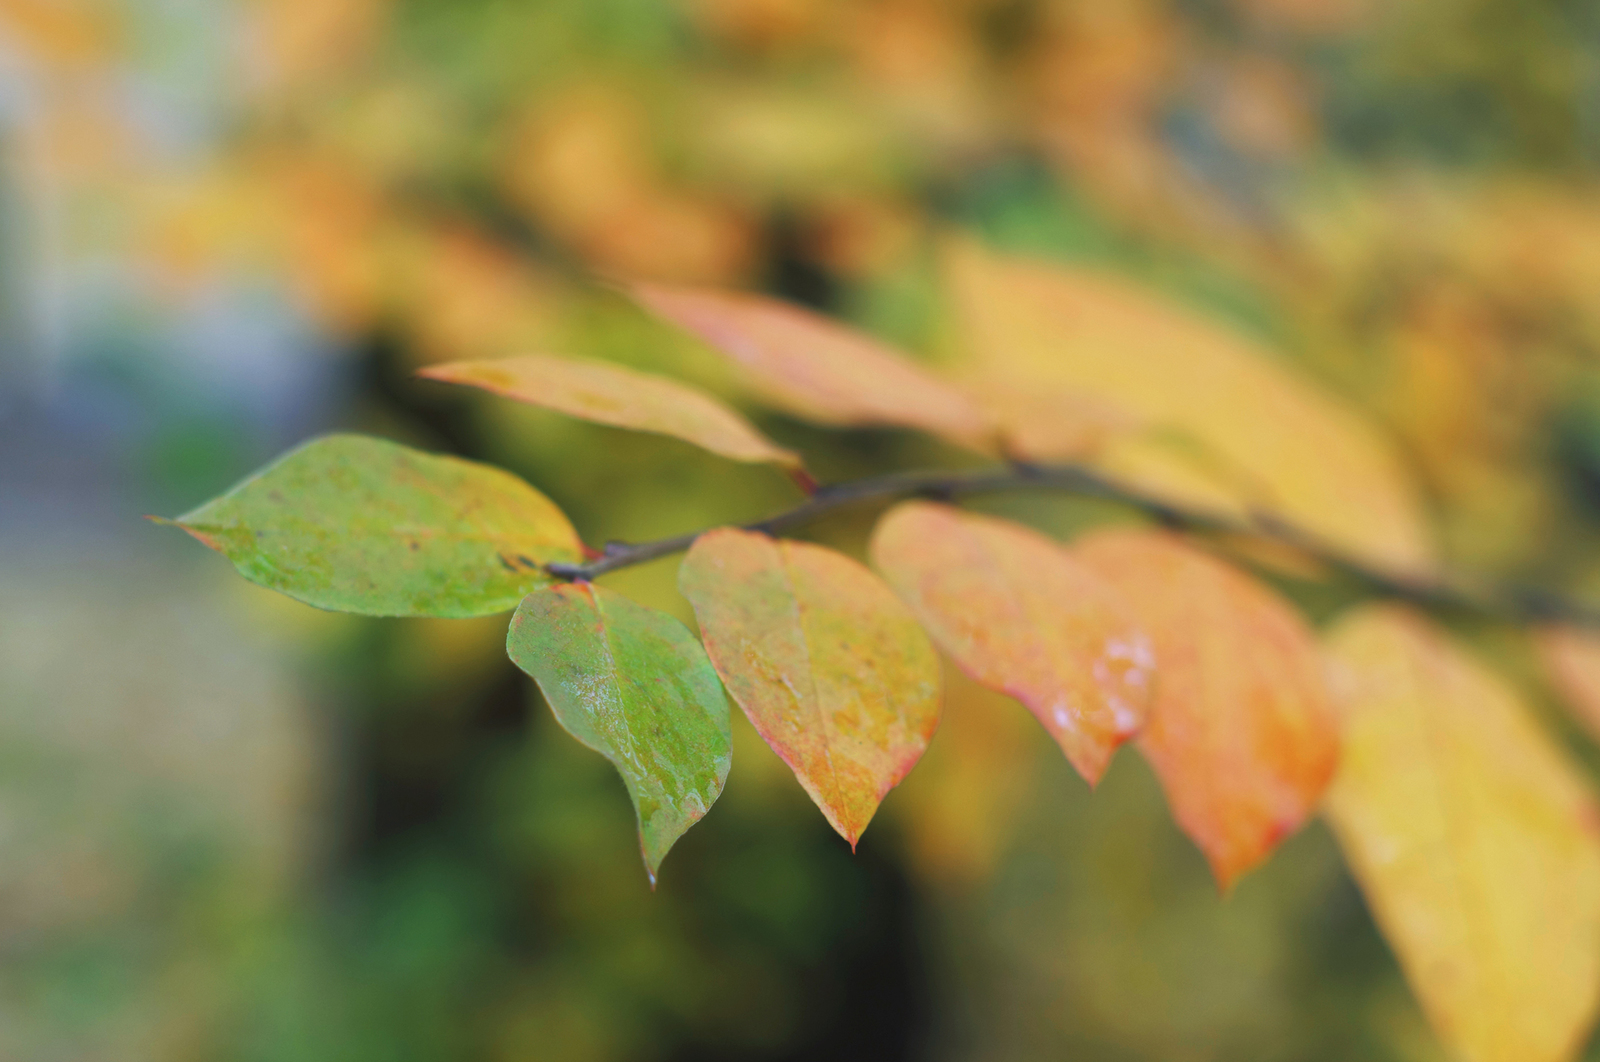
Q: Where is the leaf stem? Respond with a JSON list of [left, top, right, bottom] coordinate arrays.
[[544, 461, 1600, 628]]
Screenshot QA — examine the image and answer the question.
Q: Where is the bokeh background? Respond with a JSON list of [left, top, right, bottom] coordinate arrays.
[[5, 0, 1600, 1058]]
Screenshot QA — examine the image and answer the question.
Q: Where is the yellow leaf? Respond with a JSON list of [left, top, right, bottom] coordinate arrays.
[[945, 239, 1433, 577], [419, 354, 803, 472], [1324, 606, 1600, 1062]]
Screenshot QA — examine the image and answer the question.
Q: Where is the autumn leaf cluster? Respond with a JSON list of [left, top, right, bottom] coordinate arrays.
[[171, 247, 1600, 1062], [17, 0, 1600, 1057]]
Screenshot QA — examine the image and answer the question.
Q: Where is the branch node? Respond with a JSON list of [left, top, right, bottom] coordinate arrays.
[[524, 461, 1600, 628], [545, 561, 589, 582]]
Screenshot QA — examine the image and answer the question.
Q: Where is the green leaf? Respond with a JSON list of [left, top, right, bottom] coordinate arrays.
[[168, 434, 581, 617], [508, 583, 733, 882]]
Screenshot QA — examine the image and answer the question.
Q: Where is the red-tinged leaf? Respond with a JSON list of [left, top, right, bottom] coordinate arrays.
[[165, 434, 582, 617], [1535, 624, 1600, 744], [870, 502, 1152, 785], [1075, 528, 1338, 887], [1324, 606, 1600, 1062], [629, 281, 992, 449], [508, 583, 733, 883], [418, 353, 803, 471], [678, 528, 942, 846]]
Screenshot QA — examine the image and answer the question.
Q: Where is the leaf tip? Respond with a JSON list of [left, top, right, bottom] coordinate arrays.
[[635, 820, 671, 891], [1205, 814, 1303, 892], [830, 810, 869, 852], [157, 516, 222, 552], [1208, 851, 1252, 895], [1062, 736, 1121, 792]]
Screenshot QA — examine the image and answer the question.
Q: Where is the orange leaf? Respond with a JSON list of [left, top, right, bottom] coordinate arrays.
[[870, 502, 1151, 785], [945, 239, 1433, 577], [1076, 528, 1338, 887], [419, 354, 802, 471], [678, 528, 942, 846], [1324, 606, 1600, 1062], [629, 281, 992, 449], [1535, 625, 1600, 744]]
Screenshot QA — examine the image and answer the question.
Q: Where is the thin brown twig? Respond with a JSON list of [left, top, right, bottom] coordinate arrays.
[[543, 461, 1600, 629]]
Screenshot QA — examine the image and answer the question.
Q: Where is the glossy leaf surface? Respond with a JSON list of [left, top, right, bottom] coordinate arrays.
[[871, 502, 1151, 785], [418, 353, 802, 470], [1535, 624, 1600, 743], [170, 434, 581, 616], [508, 582, 733, 881], [1076, 528, 1338, 887], [1324, 606, 1600, 1062], [630, 281, 991, 449], [679, 528, 941, 846], [946, 240, 1433, 576]]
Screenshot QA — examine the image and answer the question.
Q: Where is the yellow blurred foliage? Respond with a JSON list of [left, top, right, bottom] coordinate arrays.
[[12, 1, 1600, 1057], [0, 0, 118, 68], [501, 86, 757, 284], [946, 239, 1435, 576], [247, 0, 390, 95]]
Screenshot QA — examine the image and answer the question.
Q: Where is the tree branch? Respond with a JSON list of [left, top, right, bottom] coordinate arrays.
[[544, 461, 1600, 629]]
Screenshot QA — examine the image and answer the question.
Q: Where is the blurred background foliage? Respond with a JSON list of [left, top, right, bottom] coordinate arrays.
[[4, 0, 1600, 1058]]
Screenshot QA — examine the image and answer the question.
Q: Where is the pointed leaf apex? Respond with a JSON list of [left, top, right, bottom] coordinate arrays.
[[509, 583, 732, 886], [418, 353, 803, 471], [681, 529, 941, 847]]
